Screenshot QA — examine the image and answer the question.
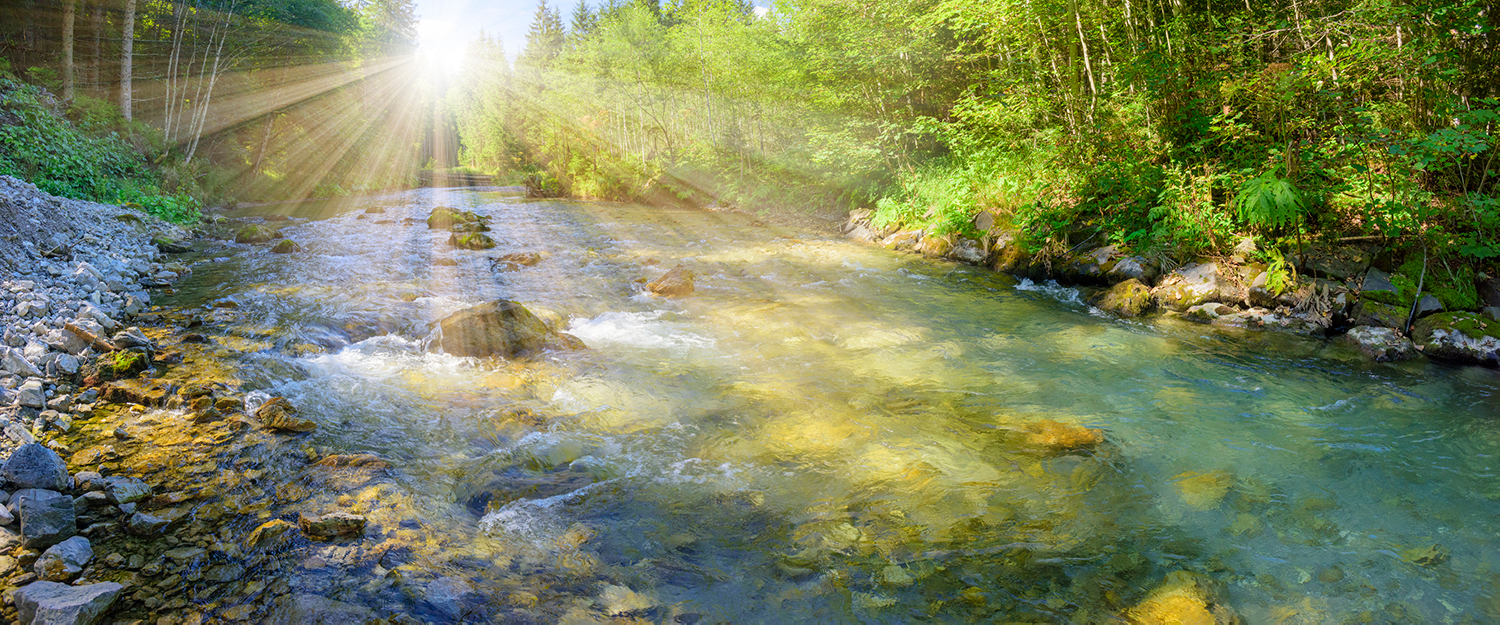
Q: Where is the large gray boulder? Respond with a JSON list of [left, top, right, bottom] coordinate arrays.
[[1342, 326, 1419, 362], [14, 581, 123, 625], [14, 489, 76, 549], [3, 349, 43, 378], [4, 444, 71, 491], [434, 300, 584, 358], [102, 477, 151, 505], [35, 536, 92, 581], [268, 593, 375, 625], [1412, 313, 1500, 366], [1152, 263, 1223, 311]]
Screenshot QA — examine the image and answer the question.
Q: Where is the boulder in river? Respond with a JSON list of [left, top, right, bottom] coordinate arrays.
[[246, 518, 298, 550], [270, 239, 303, 254], [434, 300, 585, 358], [234, 225, 281, 244], [14, 581, 123, 625], [270, 593, 375, 625], [448, 232, 497, 250], [427, 206, 488, 230], [646, 264, 695, 296], [1411, 312, 1500, 366], [255, 397, 317, 433], [1342, 326, 1419, 362], [3, 443, 70, 491], [1093, 279, 1154, 318], [1349, 297, 1408, 330], [299, 511, 366, 539], [1152, 263, 1223, 311]]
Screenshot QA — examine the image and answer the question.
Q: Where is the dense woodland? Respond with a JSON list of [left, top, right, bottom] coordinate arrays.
[[1, 0, 1498, 305], [449, 0, 1498, 308]]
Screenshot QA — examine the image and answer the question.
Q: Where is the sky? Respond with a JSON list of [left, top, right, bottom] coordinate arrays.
[[414, 0, 770, 67]]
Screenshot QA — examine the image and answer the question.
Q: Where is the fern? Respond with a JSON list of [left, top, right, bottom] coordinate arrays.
[[1233, 169, 1305, 230]]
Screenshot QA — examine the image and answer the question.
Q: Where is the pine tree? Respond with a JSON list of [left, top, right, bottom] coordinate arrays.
[[570, 1, 598, 42], [521, 0, 566, 69]]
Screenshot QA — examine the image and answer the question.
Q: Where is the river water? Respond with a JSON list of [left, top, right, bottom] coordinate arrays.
[[145, 188, 1500, 622]]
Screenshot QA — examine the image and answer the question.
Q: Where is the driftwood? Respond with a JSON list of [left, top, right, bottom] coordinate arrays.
[[64, 322, 116, 352]]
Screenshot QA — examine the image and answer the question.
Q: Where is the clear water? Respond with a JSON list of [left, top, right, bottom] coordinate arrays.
[[147, 189, 1500, 622]]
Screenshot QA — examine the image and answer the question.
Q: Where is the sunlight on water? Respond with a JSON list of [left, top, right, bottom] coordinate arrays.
[[140, 189, 1500, 622]]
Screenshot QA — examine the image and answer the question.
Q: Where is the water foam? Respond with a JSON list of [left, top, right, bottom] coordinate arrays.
[[566, 310, 716, 350]]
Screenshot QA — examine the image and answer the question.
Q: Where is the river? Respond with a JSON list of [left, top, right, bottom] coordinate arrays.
[[140, 187, 1500, 622]]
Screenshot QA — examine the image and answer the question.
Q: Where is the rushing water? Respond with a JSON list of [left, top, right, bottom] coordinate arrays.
[[142, 188, 1500, 622]]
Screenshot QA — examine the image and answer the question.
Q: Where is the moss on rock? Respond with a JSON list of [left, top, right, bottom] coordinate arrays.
[[1094, 279, 1154, 317]]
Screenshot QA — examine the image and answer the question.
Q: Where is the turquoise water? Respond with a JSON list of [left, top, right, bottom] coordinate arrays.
[[154, 189, 1500, 622]]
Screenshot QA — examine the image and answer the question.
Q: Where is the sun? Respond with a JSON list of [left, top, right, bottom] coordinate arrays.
[[417, 19, 466, 75]]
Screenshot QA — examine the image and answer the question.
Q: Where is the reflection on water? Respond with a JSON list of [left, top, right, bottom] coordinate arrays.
[[136, 189, 1500, 622]]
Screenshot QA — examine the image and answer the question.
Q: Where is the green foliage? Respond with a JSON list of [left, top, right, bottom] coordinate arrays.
[[1233, 169, 1305, 231], [1263, 248, 1295, 296], [0, 79, 202, 224]]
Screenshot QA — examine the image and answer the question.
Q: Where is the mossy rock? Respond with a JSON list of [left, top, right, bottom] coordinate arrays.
[[234, 225, 281, 244], [1411, 312, 1500, 365], [88, 349, 149, 382], [269, 239, 302, 254], [1351, 296, 1408, 329], [427, 207, 488, 230], [448, 232, 497, 250], [1093, 279, 1154, 317]]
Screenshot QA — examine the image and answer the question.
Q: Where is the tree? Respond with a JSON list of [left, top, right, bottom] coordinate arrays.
[[570, 1, 598, 43], [120, 0, 134, 120], [521, 0, 566, 70], [60, 0, 73, 101]]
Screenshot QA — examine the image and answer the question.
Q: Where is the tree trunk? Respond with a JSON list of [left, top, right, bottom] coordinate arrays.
[[62, 0, 75, 102], [120, 0, 135, 120], [89, 2, 102, 88]]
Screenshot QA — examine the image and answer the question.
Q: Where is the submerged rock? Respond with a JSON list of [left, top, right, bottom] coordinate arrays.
[[3, 443, 70, 491], [124, 511, 170, 536], [1125, 570, 1240, 624], [1411, 312, 1500, 366], [255, 397, 317, 432], [1093, 279, 1154, 317], [1017, 420, 1104, 453], [1342, 326, 1419, 362], [102, 476, 151, 505], [269, 593, 375, 625], [434, 300, 585, 358], [299, 511, 366, 539], [246, 519, 298, 550], [14, 581, 123, 625], [646, 264, 695, 296], [1174, 470, 1234, 510]]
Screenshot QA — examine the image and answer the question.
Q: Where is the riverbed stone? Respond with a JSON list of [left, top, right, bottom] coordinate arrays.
[[425, 576, 477, 619], [4, 349, 44, 378], [84, 350, 147, 384], [1174, 470, 1234, 510], [1343, 326, 1419, 362], [102, 476, 151, 505], [14, 580, 123, 625], [14, 488, 76, 549], [299, 511, 366, 539], [1093, 279, 1154, 317], [269, 239, 302, 254], [124, 511, 169, 536], [1411, 312, 1500, 366], [1108, 255, 1159, 285], [4, 444, 70, 491], [881, 230, 922, 252], [1153, 263, 1223, 311], [646, 264, 695, 296], [989, 234, 1030, 274], [435, 300, 583, 358], [246, 518, 298, 550], [1017, 420, 1104, 453], [1059, 245, 1121, 284], [15, 378, 45, 409], [1413, 294, 1444, 318], [255, 397, 316, 432], [270, 593, 375, 625], [34, 535, 91, 581], [914, 233, 952, 258], [427, 206, 487, 230], [1125, 570, 1239, 624], [947, 237, 987, 264]]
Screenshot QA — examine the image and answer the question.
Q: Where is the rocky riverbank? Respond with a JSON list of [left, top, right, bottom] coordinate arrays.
[[843, 210, 1500, 368]]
